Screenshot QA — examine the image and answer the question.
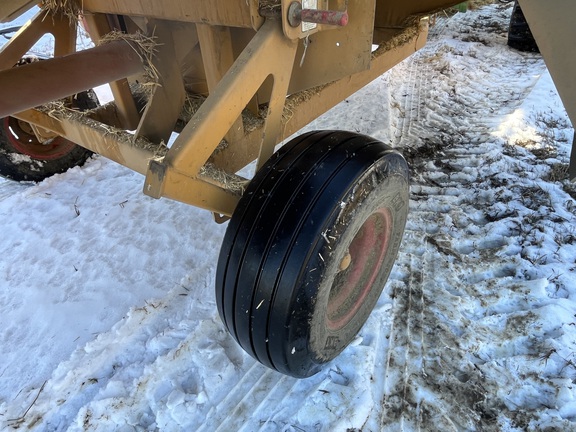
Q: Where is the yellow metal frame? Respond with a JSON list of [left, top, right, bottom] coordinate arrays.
[[0, 0, 35, 23], [0, 0, 460, 219]]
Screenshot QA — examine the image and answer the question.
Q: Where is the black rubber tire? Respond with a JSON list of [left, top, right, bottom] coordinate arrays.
[[507, 0, 539, 53], [0, 89, 98, 182], [216, 130, 410, 378]]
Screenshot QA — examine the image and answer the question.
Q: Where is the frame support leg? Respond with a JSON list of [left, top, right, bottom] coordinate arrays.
[[197, 24, 245, 146], [0, 11, 73, 71], [144, 20, 298, 216], [83, 13, 141, 130], [134, 19, 186, 145]]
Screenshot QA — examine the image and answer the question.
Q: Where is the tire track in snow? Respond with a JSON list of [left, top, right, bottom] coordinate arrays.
[[378, 4, 576, 430], [379, 221, 509, 430], [391, 55, 430, 150], [379, 249, 427, 431], [198, 367, 290, 432], [389, 9, 456, 150], [3, 4, 576, 431]]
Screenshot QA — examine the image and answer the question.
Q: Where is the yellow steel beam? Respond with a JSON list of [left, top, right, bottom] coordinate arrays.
[[210, 22, 429, 174], [197, 24, 245, 145], [82, 0, 263, 30], [0, 10, 60, 71], [167, 19, 296, 174], [134, 19, 186, 145], [375, 0, 463, 28], [146, 163, 241, 216], [144, 19, 298, 210], [0, 9, 77, 71], [82, 13, 141, 130], [0, 0, 35, 23], [15, 107, 239, 216], [13, 108, 166, 175], [143, 20, 425, 216]]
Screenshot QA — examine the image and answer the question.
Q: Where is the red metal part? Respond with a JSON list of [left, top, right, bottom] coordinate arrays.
[[327, 208, 392, 331], [300, 8, 349, 27], [0, 40, 144, 119], [2, 117, 75, 160], [287, 2, 349, 28]]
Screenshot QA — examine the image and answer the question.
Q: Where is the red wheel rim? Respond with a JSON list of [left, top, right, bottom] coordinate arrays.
[[3, 117, 76, 160], [327, 208, 393, 331]]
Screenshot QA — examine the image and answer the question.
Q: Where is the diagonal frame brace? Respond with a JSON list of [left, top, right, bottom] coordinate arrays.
[[144, 19, 298, 215], [0, 10, 76, 72]]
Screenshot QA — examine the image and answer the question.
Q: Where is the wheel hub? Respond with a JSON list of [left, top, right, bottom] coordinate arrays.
[[3, 117, 75, 160], [327, 207, 393, 331]]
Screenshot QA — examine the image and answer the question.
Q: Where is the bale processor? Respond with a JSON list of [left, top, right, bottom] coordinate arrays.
[[1, 0, 572, 378]]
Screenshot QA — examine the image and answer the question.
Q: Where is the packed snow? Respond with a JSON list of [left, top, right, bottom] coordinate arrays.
[[1, 3, 576, 431]]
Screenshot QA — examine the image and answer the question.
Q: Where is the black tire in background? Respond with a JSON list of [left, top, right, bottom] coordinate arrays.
[[508, 0, 539, 53], [0, 90, 98, 182], [216, 130, 410, 378]]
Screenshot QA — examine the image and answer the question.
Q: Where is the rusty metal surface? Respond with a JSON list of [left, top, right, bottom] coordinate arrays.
[[0, 40, 144, 119], [287, 3, 349, 28], [281, 0, 329, 40], [299, 7, 348, 27]]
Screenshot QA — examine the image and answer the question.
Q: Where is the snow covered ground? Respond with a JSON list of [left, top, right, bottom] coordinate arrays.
[[1, 3, 576, 431]]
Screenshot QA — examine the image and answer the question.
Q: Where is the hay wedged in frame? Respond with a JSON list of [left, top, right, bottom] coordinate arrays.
[[42, 0, 83, 21], [258, 0, 281, 17], [372, 17, 425, 56], [36, 101, 168, 158], [98, 31, 161, 99], [180, 93, 207, 124], [199, 163, 248, 195]]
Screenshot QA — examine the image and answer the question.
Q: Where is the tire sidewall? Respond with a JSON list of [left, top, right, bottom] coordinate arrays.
[[0, 122, 93, 182], [216, 131, 411, 378], [0, 90, 97, 182], [292, 155, 409, 372]]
